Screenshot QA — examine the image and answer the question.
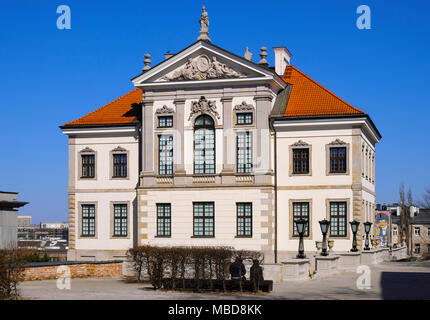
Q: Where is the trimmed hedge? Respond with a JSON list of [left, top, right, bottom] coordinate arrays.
[[127, 246, 263, 291]]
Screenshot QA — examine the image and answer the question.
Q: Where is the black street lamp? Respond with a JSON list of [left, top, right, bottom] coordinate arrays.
[[319, 219, 330, 256], [349, 220, 360, 252], [363, 221, 372, 251], [295, 218, 307, 259]]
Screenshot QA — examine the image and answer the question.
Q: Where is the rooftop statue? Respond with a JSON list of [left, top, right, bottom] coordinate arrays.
[[197, 6, 210, 42]]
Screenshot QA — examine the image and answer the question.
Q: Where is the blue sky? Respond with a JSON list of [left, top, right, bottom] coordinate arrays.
[[0, 0, 429, 223]]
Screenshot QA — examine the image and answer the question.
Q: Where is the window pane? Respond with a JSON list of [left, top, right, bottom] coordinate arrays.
[[237, 203, 252, 236], [194, 116, 215, 174], [330, 202, 347, 236], [292, 149, 309, 174], [237, 132, 253, 173], [237, 113, 253, 125], [82, 155, 95, 178], [113, 153, 127, 177], [159, 135, 173, 175], [330, 147, 346, 173], [113, 204, 127, 236], [82, 204, 95, 236], [157, 204, 171, 236], [193, 202, 214, 236], [292, 202, 309, 236], [158, 116, 173, 128]]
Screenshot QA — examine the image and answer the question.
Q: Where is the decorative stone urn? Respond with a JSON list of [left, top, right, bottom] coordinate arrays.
[[327, 239, 334, 252], [315, 241, 322, 253]]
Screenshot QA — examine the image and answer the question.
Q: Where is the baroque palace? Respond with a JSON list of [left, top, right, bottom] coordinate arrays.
[[60, 7, 381, 262]]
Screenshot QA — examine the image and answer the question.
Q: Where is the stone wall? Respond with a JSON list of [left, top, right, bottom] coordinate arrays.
[[23, 261, 122, 281]]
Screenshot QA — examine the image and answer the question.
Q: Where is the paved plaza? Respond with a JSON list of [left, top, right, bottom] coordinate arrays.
[[20, 260, 430, 300]]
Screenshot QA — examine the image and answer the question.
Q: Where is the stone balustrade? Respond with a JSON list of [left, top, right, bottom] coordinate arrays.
[[192, 175, 216, 184], [257, 245, 408, 283]]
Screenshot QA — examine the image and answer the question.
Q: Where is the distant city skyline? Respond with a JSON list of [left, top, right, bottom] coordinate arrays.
[[1, 0, 429, 222]]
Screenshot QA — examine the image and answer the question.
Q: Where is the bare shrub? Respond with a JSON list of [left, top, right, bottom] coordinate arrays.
[[0, 246, 27, 300], [126, 245, 264, 291]]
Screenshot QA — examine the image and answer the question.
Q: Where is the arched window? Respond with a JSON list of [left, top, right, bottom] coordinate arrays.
[[194, 115, 215, 174]]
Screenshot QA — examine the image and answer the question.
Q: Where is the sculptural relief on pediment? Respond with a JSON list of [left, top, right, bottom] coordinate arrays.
[[161, 55, 246, 81]]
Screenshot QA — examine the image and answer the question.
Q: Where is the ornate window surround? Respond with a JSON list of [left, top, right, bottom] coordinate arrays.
[[325, 138, 350, 176], [188, 96, 221, 128], [289, 199, 313, 240], [109, 201, 131, 239], [77, 201, 98, 239], [109, 146, 129, 180], [289, 140, 312, 176], [233, 101, 256, 128], [154, 105, 175, 130], [78, 147, 97, 180], [325, 198, 351, 240]]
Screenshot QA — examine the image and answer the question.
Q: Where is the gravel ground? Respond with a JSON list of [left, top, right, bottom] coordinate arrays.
[[19, 260, 430, 300]]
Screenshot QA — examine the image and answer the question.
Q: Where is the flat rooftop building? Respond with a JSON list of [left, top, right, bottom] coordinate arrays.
[[0, 191, 28, 249]]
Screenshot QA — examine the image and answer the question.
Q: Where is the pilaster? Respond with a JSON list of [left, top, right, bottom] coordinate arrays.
[[173, 98, 186, 179], [221, 97, 234, 176]]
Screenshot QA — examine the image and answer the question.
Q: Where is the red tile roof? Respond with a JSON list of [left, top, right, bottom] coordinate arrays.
[[64, 88, 142, 126], [282, 65, 364, 117], [64, 65, 364, 126]]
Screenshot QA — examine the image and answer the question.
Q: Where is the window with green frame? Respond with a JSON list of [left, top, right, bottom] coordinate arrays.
[[193, 202, 214, 237], [237, 203, 252, 237], [113, 204, 127, 237], [329, 202, 347, 237], [237, 132, 253, 173], [293, 202, 309, 236]]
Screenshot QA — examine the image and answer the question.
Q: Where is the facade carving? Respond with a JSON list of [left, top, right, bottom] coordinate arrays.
[[112, 146, 127, 152], [233, 101, 255, 112], [328, 138, 347, 145], [155, 105, 174, 115], [188, 96, 220, 120], [162, 55, 245, 81], [291, 140, 309, 147], [79, 147, 95, 153]]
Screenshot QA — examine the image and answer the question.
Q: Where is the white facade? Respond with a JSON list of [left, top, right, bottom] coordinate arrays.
[[62, 39, 380, 262], [63, 128, 139, 260], [274, 119, 379, 258]]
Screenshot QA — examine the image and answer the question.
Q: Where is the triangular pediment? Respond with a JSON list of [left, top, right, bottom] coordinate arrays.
[[159, 54, 246, 81], [132, 41, 279, 86]]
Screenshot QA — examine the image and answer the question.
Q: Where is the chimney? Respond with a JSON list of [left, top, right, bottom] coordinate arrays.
[[273, 47, 292, 76]]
